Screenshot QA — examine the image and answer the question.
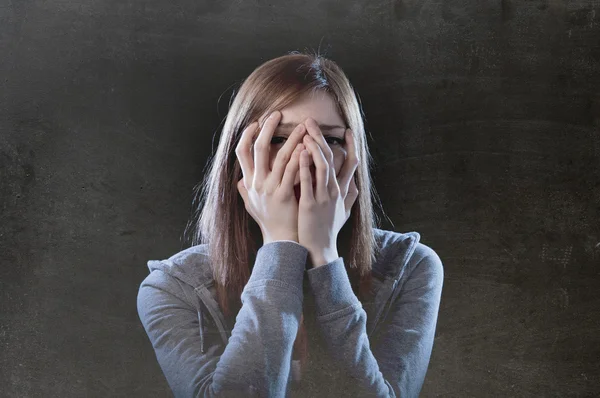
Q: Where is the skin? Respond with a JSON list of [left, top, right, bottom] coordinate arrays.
[[255, 90, 349, 198], [244, 90, 359, 266]]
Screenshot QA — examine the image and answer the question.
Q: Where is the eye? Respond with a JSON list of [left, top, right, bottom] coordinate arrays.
[[271, 136, 345, 146], [271, 137, 286, 145], [326, 137, 345, 146]]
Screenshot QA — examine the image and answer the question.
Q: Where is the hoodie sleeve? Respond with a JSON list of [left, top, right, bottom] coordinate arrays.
[[136, 241, 308, 398], [306, 247, 444, 398]]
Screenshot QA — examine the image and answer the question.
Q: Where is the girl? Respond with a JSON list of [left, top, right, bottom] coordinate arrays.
[[137, 51, 444, 397]]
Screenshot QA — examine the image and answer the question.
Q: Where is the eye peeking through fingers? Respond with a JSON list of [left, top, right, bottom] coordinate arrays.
[[270, 136, 345, 146]]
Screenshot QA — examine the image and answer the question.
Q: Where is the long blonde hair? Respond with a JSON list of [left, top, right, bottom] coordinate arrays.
[[185, 50, 386, 379]]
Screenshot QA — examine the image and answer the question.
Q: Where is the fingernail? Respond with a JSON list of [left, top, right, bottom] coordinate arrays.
[[269, 110, 279, 119]]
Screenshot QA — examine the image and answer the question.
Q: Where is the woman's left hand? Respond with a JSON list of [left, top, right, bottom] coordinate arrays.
[[297, 118, 360, 267]]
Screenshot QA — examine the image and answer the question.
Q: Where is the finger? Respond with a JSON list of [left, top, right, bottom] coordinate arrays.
[[281, 143, 305, 192], [299, 149, 314, 201], [344, 174, 359, 217], [237, 178, 246, 201], [237, 178, 251, 216], [304, 118, 334, 167], [303, 135, 329, 198], [337, 129, 359, 197], [271, 123, 306, 186], [328, 159, 338, 197], [254, 110, 281, 186], [235, 121, 259, 189], [304, 117, 339, 196]]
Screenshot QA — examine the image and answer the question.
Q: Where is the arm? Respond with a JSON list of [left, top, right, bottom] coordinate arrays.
[[306, 249, 444, 397], [137, 241, 308, 397]]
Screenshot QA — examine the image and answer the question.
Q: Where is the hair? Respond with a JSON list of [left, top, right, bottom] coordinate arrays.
[[184, 49, 387, 380]]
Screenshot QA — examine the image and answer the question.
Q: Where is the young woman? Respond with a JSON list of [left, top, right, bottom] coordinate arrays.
[[137, 51, 444, 397]]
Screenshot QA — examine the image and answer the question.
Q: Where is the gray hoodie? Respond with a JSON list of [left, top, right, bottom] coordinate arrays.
[[136, 228, 444, 397]]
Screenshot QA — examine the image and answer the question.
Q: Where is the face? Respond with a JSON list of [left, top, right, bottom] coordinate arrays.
[[256, 91, 349, 201]]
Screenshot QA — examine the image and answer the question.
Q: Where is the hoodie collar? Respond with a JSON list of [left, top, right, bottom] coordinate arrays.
[[365, 230, 420, 337], [147, 245, 213, 289], [372, 229, 420, 281]]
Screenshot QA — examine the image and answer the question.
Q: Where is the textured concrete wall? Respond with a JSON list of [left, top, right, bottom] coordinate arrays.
[[1, 0, 599, 396]]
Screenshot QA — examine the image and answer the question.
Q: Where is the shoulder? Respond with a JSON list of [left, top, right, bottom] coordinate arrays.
[[141, 244, 214, 294], [373, 228, 443, 283], [409, 241, 444, 288], [137, 245, 215, 320]]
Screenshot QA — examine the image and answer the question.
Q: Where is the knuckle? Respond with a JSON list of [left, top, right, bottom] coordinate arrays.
[[279, 151, 291, 165], [301, 201, 315, 211], [275, 189, 287, 200], [255, 141, 267, 151]]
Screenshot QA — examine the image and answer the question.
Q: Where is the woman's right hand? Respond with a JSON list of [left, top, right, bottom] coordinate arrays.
[[236, 110, 307, 245]]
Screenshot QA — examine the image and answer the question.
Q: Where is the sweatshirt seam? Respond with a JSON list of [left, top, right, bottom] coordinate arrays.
[[316, 301, 363, 322], [244, 279, 303, 303], [390, 252, 430, 304]]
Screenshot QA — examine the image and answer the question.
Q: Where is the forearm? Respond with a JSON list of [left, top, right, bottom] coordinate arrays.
[[306, 258, 394, 396], [212, 240, 309, 396]]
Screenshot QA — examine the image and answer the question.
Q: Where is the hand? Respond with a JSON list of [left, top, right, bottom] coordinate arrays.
[[297, 118, 360, 266], [236, 110, 308, 245]]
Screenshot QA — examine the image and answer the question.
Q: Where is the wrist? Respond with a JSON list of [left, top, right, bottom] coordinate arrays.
[[309, 249, 339, 268], [263, 234, 299, 245]]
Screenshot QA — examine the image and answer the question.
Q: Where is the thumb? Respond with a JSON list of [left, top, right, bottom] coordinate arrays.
[[344, 175, 358, 221], [238, 179, 259, 229], [237, 179, 249, 207]]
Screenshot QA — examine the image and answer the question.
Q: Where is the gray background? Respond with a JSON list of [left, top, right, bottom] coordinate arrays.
[[1, 0, 599, 396]]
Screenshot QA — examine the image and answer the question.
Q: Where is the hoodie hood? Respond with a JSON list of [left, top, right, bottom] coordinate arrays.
[[146, 246, 213, 292]]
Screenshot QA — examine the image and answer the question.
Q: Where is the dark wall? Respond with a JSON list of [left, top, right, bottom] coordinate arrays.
[[1, 0, 599, 396]]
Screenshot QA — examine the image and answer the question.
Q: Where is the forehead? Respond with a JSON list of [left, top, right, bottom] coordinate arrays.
[[259, 91, 345, 131]]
